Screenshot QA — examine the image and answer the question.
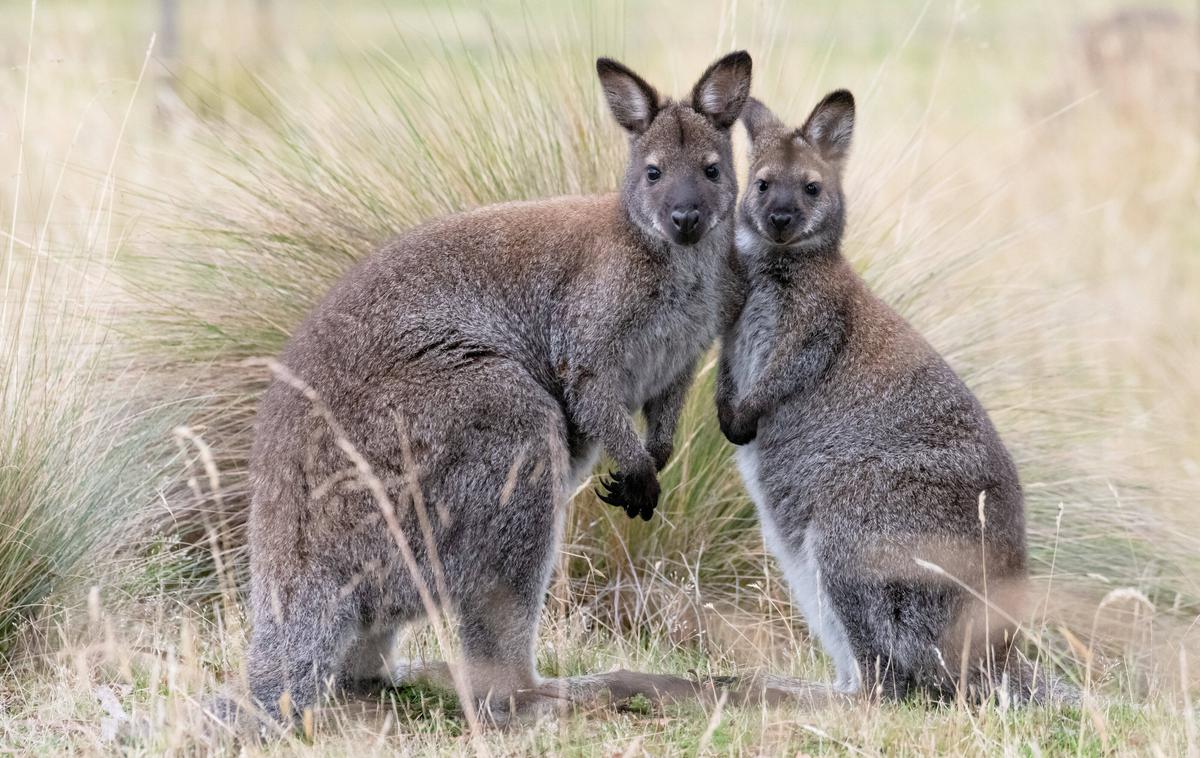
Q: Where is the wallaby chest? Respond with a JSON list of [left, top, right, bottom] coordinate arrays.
[[728, 278, 782, 401], [624, 240, 724, 406]]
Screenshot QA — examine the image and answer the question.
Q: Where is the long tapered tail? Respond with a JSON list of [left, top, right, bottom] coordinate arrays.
[[985, 650, 1081, 706]]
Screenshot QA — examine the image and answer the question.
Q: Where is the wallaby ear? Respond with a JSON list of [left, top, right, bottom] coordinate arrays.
[[690, 50, 753, 129], [597, 57, 660, 134], [739, 97, 784, 143], [799, 89, 855, 165]]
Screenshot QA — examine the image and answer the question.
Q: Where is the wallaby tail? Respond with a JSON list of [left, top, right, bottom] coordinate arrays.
[[984, 650, 1081, 707]]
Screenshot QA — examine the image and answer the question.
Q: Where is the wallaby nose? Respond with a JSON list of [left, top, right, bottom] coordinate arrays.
[[769, 212, 794, 233], [671, 209, 701, 235]]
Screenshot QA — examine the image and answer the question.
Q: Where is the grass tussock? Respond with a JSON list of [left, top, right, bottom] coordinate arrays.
[[0, 205, 167, 661]]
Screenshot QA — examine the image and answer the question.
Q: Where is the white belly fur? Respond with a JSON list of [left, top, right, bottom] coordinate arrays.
[[736, 444, 862, 693]]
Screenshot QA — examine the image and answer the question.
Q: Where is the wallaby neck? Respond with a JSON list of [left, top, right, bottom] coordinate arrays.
[[737, 225, 845, 286]]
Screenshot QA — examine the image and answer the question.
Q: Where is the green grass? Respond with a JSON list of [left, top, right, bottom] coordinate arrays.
[[0, 212, 171, 662]]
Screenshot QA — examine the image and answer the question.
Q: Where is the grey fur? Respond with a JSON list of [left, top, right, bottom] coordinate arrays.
[[718, 92, 1049, 703], [243, 52, 752, 725]]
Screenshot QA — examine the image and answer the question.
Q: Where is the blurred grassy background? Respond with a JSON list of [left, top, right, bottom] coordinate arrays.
[[2, 0, 1199, 753]]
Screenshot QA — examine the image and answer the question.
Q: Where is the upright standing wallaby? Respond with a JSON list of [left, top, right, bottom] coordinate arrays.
[[718, 92, 1045, 702], [243, 52, 752, 724]]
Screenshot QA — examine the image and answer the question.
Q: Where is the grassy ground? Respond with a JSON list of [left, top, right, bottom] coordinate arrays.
[[5, 610, 1199, 755], [2, 0, 1199, 754]]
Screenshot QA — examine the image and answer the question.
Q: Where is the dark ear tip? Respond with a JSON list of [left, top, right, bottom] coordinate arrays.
[[826, 89, 855, 108], [596, 57, 619, 75], [721, 50, 753, 71]]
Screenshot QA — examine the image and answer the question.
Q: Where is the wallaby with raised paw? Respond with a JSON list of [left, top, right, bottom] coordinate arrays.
[[718, 91, 1060, 703], [241, 51, 753, 727]]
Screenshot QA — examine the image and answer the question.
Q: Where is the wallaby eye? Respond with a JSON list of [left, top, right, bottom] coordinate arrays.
[[704, 164, 720, 181], [757, 179, 769, 193], [646, 165, 662, 182], [805, 182, 822, 197]]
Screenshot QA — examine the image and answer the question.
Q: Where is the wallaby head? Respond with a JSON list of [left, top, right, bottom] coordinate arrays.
[[739, 90, 855, 250], [597, 51, 752, 246]]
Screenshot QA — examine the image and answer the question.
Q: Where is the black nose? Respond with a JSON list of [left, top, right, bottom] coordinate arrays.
[[671, 209, 701, 235], [769, 212, 793, 232]]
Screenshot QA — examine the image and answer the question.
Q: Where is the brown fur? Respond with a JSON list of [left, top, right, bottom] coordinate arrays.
[[716, 93, 1066, 703], [235, 53, 753, 730]]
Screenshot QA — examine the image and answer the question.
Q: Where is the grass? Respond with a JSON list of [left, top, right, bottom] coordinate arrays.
[[1, 0, 1199, 753], [0, 1, 172, 660], [3, 598, 1198, 755]]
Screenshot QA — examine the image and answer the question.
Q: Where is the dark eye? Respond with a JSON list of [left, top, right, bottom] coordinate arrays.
[[757, 179, 768, 193], [805, 182, 821, 196], [646, 165, 661, 182], [704, 164, 720, 181]]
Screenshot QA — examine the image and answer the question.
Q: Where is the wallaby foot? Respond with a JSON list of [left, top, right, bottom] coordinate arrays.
[[245, 578, 357, 727], [199, 691, 287, 745], [536, 669, 851, 712], [338, 626, 402, 696], [386, 660, 849, 714]]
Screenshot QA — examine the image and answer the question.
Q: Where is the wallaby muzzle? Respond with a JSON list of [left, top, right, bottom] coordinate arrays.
[[671, 207, 703, 244]]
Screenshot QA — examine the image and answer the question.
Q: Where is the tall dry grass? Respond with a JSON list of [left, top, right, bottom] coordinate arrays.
[[0, 4, 170, 659]]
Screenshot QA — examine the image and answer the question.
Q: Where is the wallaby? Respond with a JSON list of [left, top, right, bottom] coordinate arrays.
[[241, 52, 752, 725], [717, 92, 1054, 703]]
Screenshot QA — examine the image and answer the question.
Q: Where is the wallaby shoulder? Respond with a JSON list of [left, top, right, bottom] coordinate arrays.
[[744, 243, 939, 385]]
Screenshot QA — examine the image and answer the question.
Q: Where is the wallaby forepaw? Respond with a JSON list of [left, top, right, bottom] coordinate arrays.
[[596, 468, 660, 520], [718, 408, 758, 445]]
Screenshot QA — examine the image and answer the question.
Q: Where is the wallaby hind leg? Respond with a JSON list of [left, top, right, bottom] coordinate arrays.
[[820, 567, 959, 700], [454, 498, 561, 722], [452, 452, 564, 722], [393, 366, 569, 722], [245, 576, 357, 724], [456, 587, 543, 721]]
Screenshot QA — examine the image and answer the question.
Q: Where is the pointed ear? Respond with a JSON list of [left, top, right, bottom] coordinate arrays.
[[690, 50, 753, 129], [597, 57, 660, 134], [800, 89, 855, 165], [739, 97, 784, 143]]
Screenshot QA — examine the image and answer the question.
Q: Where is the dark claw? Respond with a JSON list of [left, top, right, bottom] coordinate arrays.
[[595, 467, 661, 521], [596, 475, 620, 500], [596, 475, 637, 518]]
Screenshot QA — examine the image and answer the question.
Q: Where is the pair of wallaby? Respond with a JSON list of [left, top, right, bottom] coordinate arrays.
[[242, 49, 1041, 727]]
